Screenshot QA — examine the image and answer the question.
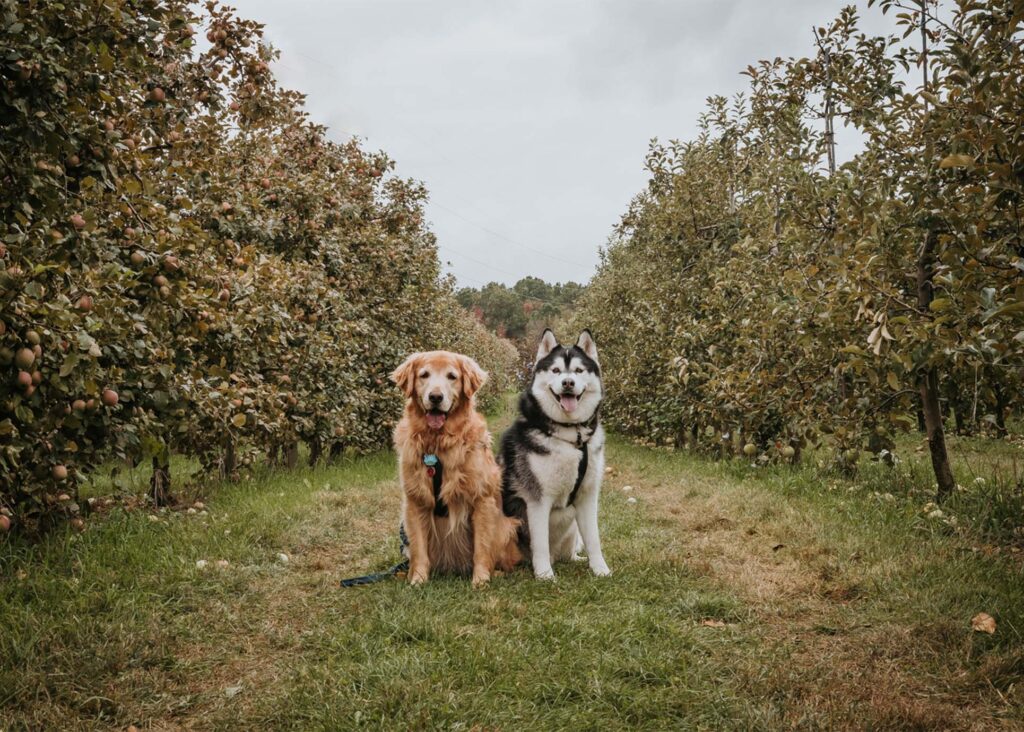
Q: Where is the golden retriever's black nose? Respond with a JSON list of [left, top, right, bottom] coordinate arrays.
[[428, 392, 443, 406]]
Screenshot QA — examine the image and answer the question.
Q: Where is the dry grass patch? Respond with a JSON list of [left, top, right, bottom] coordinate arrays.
[[607, 442, 1023, 730]]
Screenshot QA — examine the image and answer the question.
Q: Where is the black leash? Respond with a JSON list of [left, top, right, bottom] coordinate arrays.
[[340, 456, 448, 588], [339, 524, 410, 587], [338, 558, 409, 587]]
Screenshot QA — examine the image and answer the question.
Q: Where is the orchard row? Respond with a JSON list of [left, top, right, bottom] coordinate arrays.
[[577, 0, 1024, 499], [0, 0, 517, 531]]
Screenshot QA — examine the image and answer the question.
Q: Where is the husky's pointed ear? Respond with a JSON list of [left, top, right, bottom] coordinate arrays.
[[576, 329, 599, 364], [390, 352, 421, 398], [535, 328, 558, 362], [459, 355, 487, 398]]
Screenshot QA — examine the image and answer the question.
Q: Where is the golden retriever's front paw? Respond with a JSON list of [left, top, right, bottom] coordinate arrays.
[[408, 569, 429, 586], [471, 571, 491, 588]]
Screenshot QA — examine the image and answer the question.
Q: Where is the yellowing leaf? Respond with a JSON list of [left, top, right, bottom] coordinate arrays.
[[231, 413, 247, 428], [886, 372, 899, 391], [971, 612, 996, 634], [929, 298, 951, 312], [984, 302, 1024, 322], [939, 154, 974, 169], [700, 619, 727, 628]]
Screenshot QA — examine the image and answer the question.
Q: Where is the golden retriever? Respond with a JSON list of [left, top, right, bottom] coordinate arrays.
[[391, 350, 520, 587]]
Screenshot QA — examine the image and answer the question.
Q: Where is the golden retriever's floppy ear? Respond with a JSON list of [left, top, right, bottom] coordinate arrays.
[[460, 355, 488, 398], [536, 328, 558, 362], [576, 329, 599, 365], [391, 353, 421, 398]]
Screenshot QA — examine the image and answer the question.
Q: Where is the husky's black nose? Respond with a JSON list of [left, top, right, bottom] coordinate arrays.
[[561, 377, 575, 391], [428, 392, 443, 406]]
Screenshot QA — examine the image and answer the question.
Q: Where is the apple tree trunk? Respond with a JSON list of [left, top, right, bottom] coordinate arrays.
[[917, 230, 956, 503], [150, 455, 173, 507]]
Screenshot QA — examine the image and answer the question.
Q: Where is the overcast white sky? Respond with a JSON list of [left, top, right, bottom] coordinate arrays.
[[231, 1, 901, 288]]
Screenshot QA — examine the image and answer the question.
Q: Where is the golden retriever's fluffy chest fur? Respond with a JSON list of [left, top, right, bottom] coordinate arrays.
[[418, 515, 474, 573]]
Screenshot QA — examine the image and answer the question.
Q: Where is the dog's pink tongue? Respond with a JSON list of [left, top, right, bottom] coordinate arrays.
[[426, 412, 447, 430], [559, 394, 579, 413]]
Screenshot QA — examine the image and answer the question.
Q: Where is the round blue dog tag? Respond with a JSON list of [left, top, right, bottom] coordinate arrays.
[[423, 454, 438, 467]]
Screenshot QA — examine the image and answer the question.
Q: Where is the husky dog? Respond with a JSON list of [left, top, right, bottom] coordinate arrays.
[[500, 329, 611, 580]]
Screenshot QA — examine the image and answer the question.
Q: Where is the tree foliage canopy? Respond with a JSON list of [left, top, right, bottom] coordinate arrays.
[[0, 0, 516, 530], [575, 0, 1024, 493]]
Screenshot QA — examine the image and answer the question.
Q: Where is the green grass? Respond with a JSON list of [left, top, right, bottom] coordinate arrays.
[[2, 408, 1023, 730], [724, 421, 1024, 546]]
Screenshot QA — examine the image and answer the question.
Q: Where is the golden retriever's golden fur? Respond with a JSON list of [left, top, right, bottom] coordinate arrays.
[[391, 350, 520, 587]]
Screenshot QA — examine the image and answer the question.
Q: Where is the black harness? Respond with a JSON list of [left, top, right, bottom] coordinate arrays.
[[568, 443, 588, 507], [420, 453, 447, 516], [550, 413, 598, 507], [432, 464, 448, 515]]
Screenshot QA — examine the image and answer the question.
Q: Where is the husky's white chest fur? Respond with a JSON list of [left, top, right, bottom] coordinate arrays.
[[526, 423, 605, 507]]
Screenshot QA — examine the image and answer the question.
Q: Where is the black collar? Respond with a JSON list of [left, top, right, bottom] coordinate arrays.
[[518, 391, 600, 449], [547, 411, 599, 449]]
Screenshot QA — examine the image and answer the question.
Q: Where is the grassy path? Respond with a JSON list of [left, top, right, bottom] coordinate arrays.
[[2, 415, 1023, 730]]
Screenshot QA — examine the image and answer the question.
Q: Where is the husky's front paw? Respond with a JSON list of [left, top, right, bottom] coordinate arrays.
[[590, 560, 612, 577], [534, 566, 556, 580]]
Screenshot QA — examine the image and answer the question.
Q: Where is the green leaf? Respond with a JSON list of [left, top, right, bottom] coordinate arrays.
[[891, 414, 916, 431], [60, 353, 80, 377], [983, 301, 1024, 322]]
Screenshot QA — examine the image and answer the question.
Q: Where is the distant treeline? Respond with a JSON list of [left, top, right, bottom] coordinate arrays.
[[456, 277, 585, 356]]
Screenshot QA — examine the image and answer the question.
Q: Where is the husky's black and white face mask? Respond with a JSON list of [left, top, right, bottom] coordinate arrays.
[[530, 329, 603, 424]]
